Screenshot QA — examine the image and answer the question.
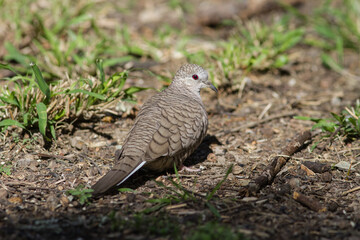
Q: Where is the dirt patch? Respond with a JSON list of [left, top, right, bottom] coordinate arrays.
[[1, 1, 360, 239]]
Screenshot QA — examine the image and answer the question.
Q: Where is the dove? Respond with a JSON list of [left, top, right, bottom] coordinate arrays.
[[91, 64, 217, 195]]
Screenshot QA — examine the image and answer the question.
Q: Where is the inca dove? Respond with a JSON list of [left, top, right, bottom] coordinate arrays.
[[92, 64, 217, 195]]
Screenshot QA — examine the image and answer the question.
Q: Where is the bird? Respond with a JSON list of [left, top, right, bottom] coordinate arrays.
[[91, 64, 217, 196]]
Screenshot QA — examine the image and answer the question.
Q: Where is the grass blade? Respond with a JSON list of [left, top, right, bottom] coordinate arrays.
[[49, 123, 56, 139], [0, 63, 20, 75], [205, 202, 221, 218], [36, 102, 48, 137], [4, 42, 29, 66], [0, 119, 25, 129], [206, 165, 233, 201], [124, 86, 150, 95], [31, 63, 50, 104], [95, 58, 105, 84]]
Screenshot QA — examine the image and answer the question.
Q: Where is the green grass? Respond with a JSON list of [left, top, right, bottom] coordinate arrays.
[[0, 0, 156, 140], [211, 15, 304, 82], [0, 164, 12, 176], [0, 61, 148, 140], [295, 100, 360, 150], [0, 0, 152, 77], [0, 1, 197, 140], [67, 185, 94, 205], [289, 0, 360, 78]]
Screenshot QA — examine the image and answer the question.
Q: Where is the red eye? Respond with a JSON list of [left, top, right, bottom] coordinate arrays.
[[192, 74, 199, 80]]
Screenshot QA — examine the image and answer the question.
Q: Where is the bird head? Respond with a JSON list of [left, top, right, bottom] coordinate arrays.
[[173, 64, 217, 93]]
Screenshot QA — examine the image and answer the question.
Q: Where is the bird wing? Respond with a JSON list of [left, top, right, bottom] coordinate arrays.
[[91, 95, 208, 196], [91, 104, 161, 196], [145, 99, 207, 163]]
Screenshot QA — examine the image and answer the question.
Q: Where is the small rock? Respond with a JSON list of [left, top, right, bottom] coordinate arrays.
[[206, 153, 217, 162], [88, 141, 108, 148], [70, 136, 85, 150], [16, 154, 35, 168], [288, 78, 296, 87], [126, 193, 136, 203], [28, 160, 38, 171], [227, 173, 235, 181], [46, 194, 59, 211], [0, 189, 8, 200], [335, 161, 355, 171], [212, 146, 225, 156], [225, 152, 235, 161], [8, 196, 22, 204], [276, 184, 291, 195], [216, 156, 226, 165], [320, 172, 332, 182], [59, 195, 69, 207], [48, 160, 58, 171], [232, 165, 243, 175], [331, 97, 341, 106], [302, 161, 331, 173], [288, 178, 301, 189], [238, 179, 251, 186], [71, 201, 79, 207]]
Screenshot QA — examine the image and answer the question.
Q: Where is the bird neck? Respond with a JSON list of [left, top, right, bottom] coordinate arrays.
[[168, 81, 201, 99]]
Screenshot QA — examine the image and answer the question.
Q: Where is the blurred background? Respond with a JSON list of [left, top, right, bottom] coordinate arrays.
[[1, 1, 360, 239]]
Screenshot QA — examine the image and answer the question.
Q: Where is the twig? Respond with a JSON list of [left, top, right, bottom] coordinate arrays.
[[293, 191, 327, 212], [258, 103, 272, 120], [216, 111, 296, 137], [342, 186, 360, 196], [37, 153, 73, 161], [5, 181, 37, 187], [345, 107, 358, 120], [247, 130, 312, 194]]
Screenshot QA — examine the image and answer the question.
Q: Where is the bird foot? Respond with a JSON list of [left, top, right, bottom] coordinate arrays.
[[179, 165, 201, 173]]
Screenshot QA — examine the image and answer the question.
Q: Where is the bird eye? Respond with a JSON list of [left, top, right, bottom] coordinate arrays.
[[192, 74, 199, 80]]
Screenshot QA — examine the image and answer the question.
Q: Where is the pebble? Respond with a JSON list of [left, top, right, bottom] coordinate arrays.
[[225, 152, 235, 162], [48, 160, 58, 171], [320, 172, 332, 182], [0, 189, 8, 200], [288, 178, 301, 189], [70, 136, 85, 150], [46, 194, 59, 211], [8, 196, 22, 204], [206, 153, 217, 162], [232, 165, 243, 175]]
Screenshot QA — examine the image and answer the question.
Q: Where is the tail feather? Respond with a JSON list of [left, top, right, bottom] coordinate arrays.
[[91, 159, 146, 196]]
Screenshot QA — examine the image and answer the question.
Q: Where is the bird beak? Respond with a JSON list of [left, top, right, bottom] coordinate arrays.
[[208, 82, 218, 93]]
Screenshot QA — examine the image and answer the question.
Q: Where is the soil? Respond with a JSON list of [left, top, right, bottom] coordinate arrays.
[[1, 1, 360, 240]]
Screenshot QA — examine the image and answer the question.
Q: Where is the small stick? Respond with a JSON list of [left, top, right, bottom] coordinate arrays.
[[342, 186, 360, 196], [5, 181, 37, 187], [247, 130, 312, 194], [37, 153, 72, 160], [216, 111, 296, 137], [293, 191, 327, 212]]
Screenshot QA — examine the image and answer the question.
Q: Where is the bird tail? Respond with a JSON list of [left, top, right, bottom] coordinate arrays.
[[91, 158, 146, 196]]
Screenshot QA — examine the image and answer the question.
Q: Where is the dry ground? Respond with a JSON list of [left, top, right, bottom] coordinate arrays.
[[1, 1, 360, 239]]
